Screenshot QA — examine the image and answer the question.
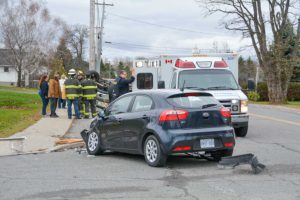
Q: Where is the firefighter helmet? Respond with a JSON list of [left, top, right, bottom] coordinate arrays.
[[68, 69, 76, 75], [77, 70, 84, 76]]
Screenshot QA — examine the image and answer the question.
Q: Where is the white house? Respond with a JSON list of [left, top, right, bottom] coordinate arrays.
[[0, 49, 17, 86]]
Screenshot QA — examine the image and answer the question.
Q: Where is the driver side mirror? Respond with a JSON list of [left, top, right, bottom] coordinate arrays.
[[98, 110, 107, 119]]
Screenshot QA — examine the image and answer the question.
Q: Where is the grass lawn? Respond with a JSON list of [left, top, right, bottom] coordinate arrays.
[[0, 86, 38, 93], [0, 90, 42, 138], [250, 101, 300, 108]]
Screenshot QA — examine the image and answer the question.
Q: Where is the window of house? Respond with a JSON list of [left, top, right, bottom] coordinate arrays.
[[4, 67, 9, 72], [137, 73, 153, 89]]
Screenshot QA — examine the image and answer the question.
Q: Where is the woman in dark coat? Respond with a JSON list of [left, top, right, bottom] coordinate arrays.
[[38, 75, 49, 116]]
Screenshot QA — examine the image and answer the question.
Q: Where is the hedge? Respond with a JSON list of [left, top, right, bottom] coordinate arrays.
[[255, 82, 300, 101]]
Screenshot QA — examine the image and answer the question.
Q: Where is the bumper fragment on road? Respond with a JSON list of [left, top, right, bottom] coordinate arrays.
[[218, 154, 266, 174]]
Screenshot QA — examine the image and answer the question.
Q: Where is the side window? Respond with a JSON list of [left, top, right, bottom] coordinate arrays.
[[171, 73, 177, 89], [137, 73, 153, 89], [108, 96, 133, 115], [131, 96, 153, 112]]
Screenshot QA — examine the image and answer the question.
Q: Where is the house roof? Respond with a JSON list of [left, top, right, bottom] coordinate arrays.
[[0, 49, 15, 66]]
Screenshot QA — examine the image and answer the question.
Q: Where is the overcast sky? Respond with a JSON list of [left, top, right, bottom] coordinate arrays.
[[46, 0, 255, 60]]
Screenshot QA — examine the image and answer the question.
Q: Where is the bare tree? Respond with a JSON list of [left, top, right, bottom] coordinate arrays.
[[65, 25, 88, 68], [199, 0, 300, 103], [0, 0, 63, 87]]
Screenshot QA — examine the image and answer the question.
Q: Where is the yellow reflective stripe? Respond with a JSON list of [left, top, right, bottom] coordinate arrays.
[[82, 86, 97, 89], [66, 94, 79, 97], [83, 94, 96, 98], [65, 85, 81, 89]]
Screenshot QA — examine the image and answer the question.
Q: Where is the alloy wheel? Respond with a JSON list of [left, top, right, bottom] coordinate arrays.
[[146, 139, 158, 163], [88, 132, 98, 152]]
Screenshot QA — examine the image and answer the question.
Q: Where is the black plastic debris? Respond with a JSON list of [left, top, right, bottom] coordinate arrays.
[[218, 153, 266, 174], [80, 129, 89, 144]]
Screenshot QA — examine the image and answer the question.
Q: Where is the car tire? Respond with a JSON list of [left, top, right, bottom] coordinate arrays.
[[144, 135, 167, 167], [86, 131, 104, 155], [235, 126, 248, 137], [211, 149, 233, 162]]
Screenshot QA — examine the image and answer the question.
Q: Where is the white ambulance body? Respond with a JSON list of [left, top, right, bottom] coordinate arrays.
[[132, 53, 249, 137]]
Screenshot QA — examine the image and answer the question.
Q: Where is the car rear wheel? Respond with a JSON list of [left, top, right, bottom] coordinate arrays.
[[211, 149, 233, 161], [87, 131, 104, 155], [235, 126, 248, 137], [144, 135, 167, 167]]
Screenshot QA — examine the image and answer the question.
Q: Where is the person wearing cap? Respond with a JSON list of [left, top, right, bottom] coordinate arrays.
[[58, 74, 67, 109], [64, 69, 81, 119], [77, 70, 85, 117], [81, 71, 98, 118]]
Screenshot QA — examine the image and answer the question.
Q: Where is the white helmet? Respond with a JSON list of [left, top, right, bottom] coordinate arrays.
[[68, 69, 76, 75]]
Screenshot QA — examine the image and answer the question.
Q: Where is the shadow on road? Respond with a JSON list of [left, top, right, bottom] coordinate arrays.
[[84, 151, 217, 169]]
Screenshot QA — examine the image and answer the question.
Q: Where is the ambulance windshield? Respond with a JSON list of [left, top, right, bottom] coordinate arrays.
[[178, 69, 239, 90]]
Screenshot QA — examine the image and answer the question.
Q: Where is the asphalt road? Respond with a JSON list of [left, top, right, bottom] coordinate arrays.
[[0, 104, 300, 200]]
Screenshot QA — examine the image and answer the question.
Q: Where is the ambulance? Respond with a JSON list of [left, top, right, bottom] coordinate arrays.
[[132, 53, 249, 137]]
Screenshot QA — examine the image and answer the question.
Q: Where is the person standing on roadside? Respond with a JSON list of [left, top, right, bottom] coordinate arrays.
[[81, 71, 97, 119], [77, 70, 85, 117], [116, 69, 135, 98], [65, 69, 81, 119], [48, 72, 61, 118], [58, 74, 67, 109], [38, 75, 49, 116]]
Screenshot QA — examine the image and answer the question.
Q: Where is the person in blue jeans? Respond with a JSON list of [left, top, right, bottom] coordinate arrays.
[[38, 75, 49, 116], [64, 69, 81, 119]]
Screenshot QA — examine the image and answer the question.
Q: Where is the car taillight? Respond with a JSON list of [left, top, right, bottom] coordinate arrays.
[[214, 60, 228, 68], [224, 142, 234, 147], [173, 146, 192, 151], [220, 107, 231, 118], [159, 109, 188, 122], [175, 59, 196, 68]]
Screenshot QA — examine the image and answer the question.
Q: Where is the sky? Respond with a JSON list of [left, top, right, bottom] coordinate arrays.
[[46, 0, 255, 60]]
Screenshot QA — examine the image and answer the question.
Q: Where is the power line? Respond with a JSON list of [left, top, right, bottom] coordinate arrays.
[[104, 41, 193, 51], [108, 12, 222, 35], [104, 41, 218, 54]]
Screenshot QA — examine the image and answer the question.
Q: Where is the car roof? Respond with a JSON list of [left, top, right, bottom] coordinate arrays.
[[125, 89, 212, 98]]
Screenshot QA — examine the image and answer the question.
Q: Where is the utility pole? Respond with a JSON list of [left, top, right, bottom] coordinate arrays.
[[89, 0, 96, 70], [95, 0, 113, 74]]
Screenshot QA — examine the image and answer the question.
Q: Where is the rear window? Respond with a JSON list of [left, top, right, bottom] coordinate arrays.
[[167, 95, 219, 108]]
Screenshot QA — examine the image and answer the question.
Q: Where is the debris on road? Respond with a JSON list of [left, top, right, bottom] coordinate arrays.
[[218, 154, 266, 174], [55, 138, 83, 145]]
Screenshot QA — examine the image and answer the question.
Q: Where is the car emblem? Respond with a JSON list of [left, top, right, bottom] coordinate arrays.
[[203, 112, 210, 118]]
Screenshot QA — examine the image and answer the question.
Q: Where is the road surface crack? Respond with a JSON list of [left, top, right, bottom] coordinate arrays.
[[273, 143, 300, 154]]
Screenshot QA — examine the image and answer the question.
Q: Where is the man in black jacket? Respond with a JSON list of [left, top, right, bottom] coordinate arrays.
[[115, 69, 135, 98]]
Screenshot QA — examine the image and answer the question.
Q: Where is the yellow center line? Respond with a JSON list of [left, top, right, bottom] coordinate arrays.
[[249, 113, 300, 127]]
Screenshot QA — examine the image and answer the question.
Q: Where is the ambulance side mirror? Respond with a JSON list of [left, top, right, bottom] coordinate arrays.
[[158, 81, 165, 89]]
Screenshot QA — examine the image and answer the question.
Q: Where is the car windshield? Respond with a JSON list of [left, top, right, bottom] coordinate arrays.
[[178, 69, 239, 90]]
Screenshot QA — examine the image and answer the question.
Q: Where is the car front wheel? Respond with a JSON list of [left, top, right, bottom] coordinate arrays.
[[144, 135, 167, 167], [87, 131, 104, 155]]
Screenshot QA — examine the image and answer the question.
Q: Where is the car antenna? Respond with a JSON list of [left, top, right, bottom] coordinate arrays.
[[180, 80, 185, 92]]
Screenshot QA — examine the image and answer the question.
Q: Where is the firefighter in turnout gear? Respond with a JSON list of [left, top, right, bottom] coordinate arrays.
[[77, 70, 85, 117], [81, 71, 97, 118], [64, 69, 81, 119]]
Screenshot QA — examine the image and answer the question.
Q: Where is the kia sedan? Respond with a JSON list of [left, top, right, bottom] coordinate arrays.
[[82, 90, 235, 167]]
